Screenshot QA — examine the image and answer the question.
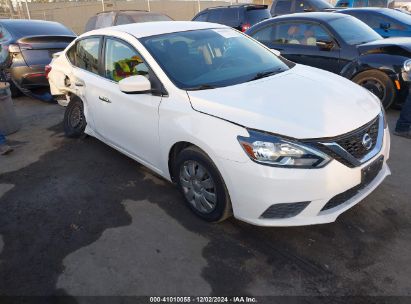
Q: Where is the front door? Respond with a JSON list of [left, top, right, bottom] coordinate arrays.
[[250, 21, 341, 73], [88, 37, 163, 169]]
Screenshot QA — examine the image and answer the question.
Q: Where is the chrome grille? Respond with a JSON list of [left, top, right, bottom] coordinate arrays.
[[335, 116, 379, 160], [312, 113, 384, 168]]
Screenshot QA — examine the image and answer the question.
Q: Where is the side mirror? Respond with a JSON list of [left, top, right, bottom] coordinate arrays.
[[119, 75, 151, 94], [380, 22, 391, 31], [303, 8, 314, 12], [316, 40, 334, 50], [271, 48, 281, 56]]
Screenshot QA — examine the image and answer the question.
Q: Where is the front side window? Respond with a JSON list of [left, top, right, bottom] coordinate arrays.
[[104, 38, 149, 82], [252, 22, 331, 46], [328, 16, 382, 45], [71, 37, 101, 74], [140, 28, 291, 90]]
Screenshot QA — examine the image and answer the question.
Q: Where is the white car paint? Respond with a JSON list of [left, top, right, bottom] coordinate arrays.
[[48, 21, 390, 226]]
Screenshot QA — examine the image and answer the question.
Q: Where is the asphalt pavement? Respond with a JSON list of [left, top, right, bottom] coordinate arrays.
[[0, 97, 410, 300]]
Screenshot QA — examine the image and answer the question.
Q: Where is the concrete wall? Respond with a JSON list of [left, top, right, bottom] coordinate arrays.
[[25, 1, 236, 34]]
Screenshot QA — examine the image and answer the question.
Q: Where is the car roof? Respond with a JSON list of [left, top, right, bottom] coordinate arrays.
[[339, 7, 392, 13], [0, 19, 64, 27], [84, 21, 227, 38], [201, 4, 268, 11], [96, 10, 154, 15], [272, 12, 349, 22]]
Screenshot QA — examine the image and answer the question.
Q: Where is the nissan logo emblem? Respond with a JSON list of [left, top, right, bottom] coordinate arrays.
[[362, 133, 373, 150]]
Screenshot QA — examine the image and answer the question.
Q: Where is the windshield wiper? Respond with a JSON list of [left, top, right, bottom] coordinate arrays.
[[249, 69, 283, 81], [186, 84, 217, 91]]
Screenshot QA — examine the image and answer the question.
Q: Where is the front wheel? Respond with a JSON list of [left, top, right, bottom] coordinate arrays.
[[352, 70, 396, 109], [174, 146, 232, 222], [63, 96, 87, 138]]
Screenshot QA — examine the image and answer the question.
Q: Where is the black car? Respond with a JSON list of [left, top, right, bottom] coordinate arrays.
[[85, 10, 173, 32], [338, 8, 411, 38], [270, 0, 334, 17], [0, 19, 76, 98], [192, 4, 271, 32], [246, 12, 411, 108]]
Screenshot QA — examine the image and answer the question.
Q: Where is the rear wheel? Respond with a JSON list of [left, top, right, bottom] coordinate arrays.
[[63, 96, 87, 138], [352, 70, 396, 109], [174, 146, 232, 222]]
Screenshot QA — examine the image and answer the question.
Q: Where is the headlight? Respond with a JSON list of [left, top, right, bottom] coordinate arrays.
[[237, 130, 331, 168], [404, 59, 411, 72]]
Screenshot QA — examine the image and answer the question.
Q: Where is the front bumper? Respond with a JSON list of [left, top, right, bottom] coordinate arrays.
[[218, 128, 391, 227]]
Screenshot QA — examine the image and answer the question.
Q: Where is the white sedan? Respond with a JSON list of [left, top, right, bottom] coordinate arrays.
[[47, 21, 390, 226]]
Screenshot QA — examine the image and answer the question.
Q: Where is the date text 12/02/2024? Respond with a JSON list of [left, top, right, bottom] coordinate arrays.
[[149, 297, 257, 303]]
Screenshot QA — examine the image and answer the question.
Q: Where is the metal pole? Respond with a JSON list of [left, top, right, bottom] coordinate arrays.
[[197, 0, 201, 13], [147, 0, 151, 12], [101, 0, 105, 12], [24, 0, 30, 20]]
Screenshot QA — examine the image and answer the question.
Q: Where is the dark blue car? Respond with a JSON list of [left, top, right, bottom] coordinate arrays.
[[339, 8, 411, 38]]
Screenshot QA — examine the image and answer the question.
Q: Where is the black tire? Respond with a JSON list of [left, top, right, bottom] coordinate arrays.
[[174, 146, 232, 222], [9, 81, 22, 98], [63, 96, 87, 138], [352, 70, 396, 110]]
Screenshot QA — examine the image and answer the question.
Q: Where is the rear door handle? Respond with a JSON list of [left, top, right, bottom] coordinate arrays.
[[74, 80, 84, 87], [99, 96, 111, 103]]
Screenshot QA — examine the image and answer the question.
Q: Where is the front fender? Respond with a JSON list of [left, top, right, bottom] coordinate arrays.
[[341, 54, 405, 81]]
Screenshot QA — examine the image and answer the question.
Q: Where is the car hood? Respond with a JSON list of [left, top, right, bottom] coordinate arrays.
[[357, 37, 411, 55], [187, 65, 381, 139]]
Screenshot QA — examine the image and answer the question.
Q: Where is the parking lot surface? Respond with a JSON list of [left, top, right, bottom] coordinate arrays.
[[0, 97, 410, 298]]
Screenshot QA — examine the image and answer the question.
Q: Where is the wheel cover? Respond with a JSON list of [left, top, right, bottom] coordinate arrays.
[[179, 160, 217, 214], [70, 104, 83, 129], [359, 78, 386, 101]]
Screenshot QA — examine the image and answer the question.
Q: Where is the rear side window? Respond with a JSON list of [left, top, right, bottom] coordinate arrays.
[[69, 37, 101, 74], [221, 8, 240, 27], [274, 0, 292, 15], [116, 14, 132, 25], [208, 9, 224, 23], [104, 38, 149, 82]]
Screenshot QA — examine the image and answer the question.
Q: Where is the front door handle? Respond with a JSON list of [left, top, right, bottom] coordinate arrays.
[[99, 96, 111, 103]]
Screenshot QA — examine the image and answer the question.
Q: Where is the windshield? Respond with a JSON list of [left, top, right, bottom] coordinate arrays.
[[140, 28, 291, 90], [381, 8, 411, 25], [329, 16, 382, 45]]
